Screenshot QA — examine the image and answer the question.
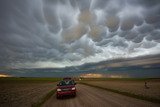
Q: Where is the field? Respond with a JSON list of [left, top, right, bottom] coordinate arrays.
[[79, 78, 160, 102], [0, 77, 60, 107], [1, 77, 160, 107]]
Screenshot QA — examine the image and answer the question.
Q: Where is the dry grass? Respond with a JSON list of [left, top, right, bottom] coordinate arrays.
[[80, 79, 160, 101], [0, 82, 57, 107]]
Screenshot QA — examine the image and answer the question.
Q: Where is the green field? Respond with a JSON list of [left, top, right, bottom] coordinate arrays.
[[0, 77, 61, 83], [78, 77, 159, 81]]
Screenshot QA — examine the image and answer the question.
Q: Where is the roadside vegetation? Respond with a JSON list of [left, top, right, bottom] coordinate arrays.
[[0, 77, 61, 83], [32, 89, 56, 107], [0, 77, 60, 107], [79, 78, 160, 103]]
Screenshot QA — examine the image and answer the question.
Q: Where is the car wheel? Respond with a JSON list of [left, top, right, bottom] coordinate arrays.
[[73, 93, 76, 97], [56, 95, 60, 99]]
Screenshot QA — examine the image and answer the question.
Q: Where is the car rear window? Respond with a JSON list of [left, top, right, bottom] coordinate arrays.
[[59, 80, 75, 86]]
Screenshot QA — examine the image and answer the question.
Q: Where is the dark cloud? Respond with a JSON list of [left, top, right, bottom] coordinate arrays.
[[124, 30, 139, 40], [137, 23, 154, 34], [91, 0, 109, 10], [0, 0, 160, 68], [106, 15, 120, 32], [121, 17, 135, 31]]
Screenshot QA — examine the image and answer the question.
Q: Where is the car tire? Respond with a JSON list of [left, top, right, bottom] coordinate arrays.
[[73, 93, 76, 97], [56, 95, 60, 99]]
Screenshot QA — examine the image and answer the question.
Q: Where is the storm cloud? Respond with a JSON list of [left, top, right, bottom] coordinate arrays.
[[0, 0, 160, 68]]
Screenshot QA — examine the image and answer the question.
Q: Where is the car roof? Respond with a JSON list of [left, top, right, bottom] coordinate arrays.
[[63, 77, 72, 80]]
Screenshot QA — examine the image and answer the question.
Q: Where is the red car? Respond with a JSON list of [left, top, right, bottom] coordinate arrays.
[[56, 78, 76, 99]]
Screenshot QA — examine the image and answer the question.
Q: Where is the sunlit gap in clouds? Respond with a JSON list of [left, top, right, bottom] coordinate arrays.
[[80, 73, 129, 78], [0, 74, 12, 77], [0, 0, 160, 68], [80, 73, 104, 78]]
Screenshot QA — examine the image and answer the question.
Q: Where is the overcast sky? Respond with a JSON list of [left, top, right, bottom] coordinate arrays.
[[0, 0, 160, 68]]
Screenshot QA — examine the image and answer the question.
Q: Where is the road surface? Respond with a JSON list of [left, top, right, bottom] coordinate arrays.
[[42, 84, 160, 107]]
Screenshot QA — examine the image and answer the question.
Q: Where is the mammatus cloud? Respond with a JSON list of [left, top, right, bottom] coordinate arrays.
[[0, 0, 160, 68]]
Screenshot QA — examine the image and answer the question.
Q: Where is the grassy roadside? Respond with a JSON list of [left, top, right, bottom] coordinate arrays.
[[0, 77, 60, 107], [31, 88, 56, 107], [80, 82, 160, 104], [0, 77, 61, 83], [78, 78, 157, 81]]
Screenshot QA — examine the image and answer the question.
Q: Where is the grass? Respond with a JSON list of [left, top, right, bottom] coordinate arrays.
[[0, 77, 59, 107], [80, 82, 160, 104], [0, 77, 61, 83], [1, 77, 157, 83], [31, 89, 56, 107], [79, 78, 157, 81]]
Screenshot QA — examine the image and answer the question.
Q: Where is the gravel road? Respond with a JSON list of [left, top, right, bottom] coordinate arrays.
[[42, 84, 160, 107]]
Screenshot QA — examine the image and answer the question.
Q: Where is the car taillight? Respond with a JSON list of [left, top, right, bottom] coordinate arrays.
[[71, 87, 76, 90], [57, 88, 62, 91]]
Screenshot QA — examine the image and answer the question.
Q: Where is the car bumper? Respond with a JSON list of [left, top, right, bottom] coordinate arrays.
[[57, 90, 76, 96]]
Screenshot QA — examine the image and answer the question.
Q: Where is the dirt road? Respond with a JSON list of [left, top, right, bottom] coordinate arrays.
[[42, 84, 160, 107]]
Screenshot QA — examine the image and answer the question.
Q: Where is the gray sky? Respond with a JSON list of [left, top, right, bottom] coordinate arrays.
[[0, 0, 160, 68]]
